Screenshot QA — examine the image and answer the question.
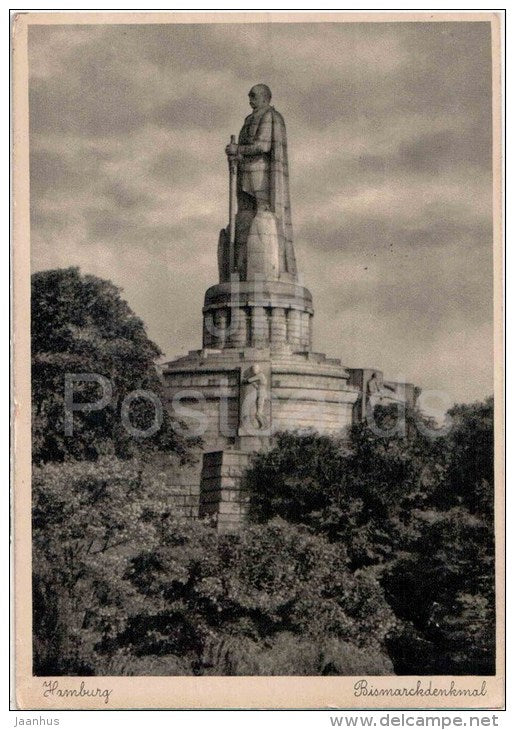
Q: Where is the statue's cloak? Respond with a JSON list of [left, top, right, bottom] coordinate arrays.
[[238, 106, 297, 277]]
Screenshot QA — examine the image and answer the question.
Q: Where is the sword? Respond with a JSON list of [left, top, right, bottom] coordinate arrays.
[[228, 135, 237, 273]]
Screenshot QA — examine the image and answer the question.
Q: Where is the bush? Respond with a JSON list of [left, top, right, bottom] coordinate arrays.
[[33, 461, 395, 677], [117, 518, 395, 675], [32, 456, 195, 674], [200, 633, 393, 676], [243, 399, 495, 675]]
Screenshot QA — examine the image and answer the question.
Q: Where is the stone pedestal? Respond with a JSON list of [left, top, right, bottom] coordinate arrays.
[[164, 347, 361, 456], [202, 279, 313, 353], [199, 450, 251, 533]]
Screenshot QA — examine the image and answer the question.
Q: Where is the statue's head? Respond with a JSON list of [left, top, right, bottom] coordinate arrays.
[[248, 84, 272, 110]]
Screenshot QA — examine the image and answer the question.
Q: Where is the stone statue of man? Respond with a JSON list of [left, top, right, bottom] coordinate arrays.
[[225, 84, 297, 279]]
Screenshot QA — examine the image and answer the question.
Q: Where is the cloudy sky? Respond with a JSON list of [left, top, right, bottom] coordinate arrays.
[[29, 19, 494, 404]]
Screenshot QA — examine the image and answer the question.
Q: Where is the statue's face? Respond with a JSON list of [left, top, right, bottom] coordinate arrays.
[[248, 86, 269, 111]]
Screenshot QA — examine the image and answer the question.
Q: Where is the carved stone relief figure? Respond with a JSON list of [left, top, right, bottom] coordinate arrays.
[[367, 371, 397, 405], [240, 363, 268, 431]]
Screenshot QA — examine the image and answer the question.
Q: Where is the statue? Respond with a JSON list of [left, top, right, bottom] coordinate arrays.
[[240, 364, 268, 430], [366, 372, 398, 406], [219, 85, 297, 281]]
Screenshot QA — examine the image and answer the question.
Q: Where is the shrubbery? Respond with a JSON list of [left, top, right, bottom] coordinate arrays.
[[33, 457, 173, 674], [243, 400, 495, 675], [33, 460, 394, 675]]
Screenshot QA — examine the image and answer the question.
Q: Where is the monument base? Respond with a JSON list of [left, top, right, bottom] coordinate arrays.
[[163, 344, 355, 531], [163, 345, 417, 531], [164, 347, 361, 453], [199, 450, 252, 534]]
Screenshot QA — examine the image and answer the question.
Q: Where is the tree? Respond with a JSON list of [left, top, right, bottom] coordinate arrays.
[[383, 399, 495, 674], [120, 518, 395, 675], [383, 507, 495, 675], [245, 431, 350, 524], [33, 458, 395, 676], [31, 267, 194, 463], [433, 397, 494, 518], [32, 458, 159, 674], [245, 407, 447, 569], [243, 399, 495, 675]]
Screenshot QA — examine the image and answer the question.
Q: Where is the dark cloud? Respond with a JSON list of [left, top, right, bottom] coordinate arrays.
[[29, 73, 147, 138], [292, 125, 491, 209], [30, 207, 69, 235], [136, 23, 252, 73], [29, 146, 117, 198], [398, 129, 490, 174], [82, 207, 216, 250], [30, 150, 86, 197], [83, 208, 134, 241]]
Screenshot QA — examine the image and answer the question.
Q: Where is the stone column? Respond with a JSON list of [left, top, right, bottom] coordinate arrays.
[[228, 307, 246, 347], [287, 308, 301, 349], [251, 306, 267, 348], [270, 307, 287, 348], [213, 308, 227, 348], [300, 311, 311, 351], [203, 311, 214, 348]]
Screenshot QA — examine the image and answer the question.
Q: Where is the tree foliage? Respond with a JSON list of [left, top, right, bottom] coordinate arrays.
[[33, 458, 168, 674], [33, 460, 394, 676], [31, 267, 194, 463], [244, 400, 495, 675], [33, 396, 495, 676]]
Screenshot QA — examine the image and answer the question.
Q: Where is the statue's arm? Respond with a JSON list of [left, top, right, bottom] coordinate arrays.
[[238, 111, 272, 157]]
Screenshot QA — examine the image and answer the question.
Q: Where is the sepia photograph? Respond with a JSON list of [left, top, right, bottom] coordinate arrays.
[[12, 11, 503, 710]]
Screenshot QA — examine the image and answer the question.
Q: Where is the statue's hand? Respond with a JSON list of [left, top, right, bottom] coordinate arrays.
[[225, 142, 239, 157]]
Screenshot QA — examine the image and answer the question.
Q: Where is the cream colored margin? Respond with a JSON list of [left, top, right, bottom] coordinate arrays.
[[12, 11, 504, 710]]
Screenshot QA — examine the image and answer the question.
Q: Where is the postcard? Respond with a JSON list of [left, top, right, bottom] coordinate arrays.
[[12, 11, 504, 710]]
